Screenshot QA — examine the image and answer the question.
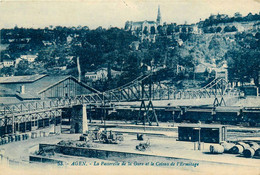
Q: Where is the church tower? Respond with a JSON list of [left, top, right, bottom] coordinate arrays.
[[156, 5, 162, 25]]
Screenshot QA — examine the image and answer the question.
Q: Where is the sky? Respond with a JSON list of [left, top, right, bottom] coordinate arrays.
[[0, 0, 260, 29]]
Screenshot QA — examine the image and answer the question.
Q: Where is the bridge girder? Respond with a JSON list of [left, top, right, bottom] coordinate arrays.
[[0, 76, 240, 117]]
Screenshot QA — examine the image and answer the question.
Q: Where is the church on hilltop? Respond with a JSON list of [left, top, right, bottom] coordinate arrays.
[[124, 5, 163, 36]]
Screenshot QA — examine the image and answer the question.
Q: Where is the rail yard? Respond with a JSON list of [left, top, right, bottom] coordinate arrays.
[[0, 120, 259, 174], [0, 74, 259, 175]]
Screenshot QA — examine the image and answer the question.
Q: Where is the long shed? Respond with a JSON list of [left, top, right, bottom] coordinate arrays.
[[0, 74, 99, 103]]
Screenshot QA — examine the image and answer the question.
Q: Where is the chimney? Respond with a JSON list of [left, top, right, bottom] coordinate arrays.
[[76, 56, 81, 82], [20, 85, 25, 94]]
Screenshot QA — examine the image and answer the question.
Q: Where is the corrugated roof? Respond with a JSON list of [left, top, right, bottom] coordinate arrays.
[[0, 86, 13, 94], [38, 76, 99, 94], [0, 97, 21, 104], [0, 74, 47, 84], [16, 94, 40, 100], [24, 75, 70, 97]]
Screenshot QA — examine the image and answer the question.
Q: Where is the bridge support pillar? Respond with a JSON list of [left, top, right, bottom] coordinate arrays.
[[70, 105, 88, 134], [82, 104, 89, 133], [136, 100, 159, 126]]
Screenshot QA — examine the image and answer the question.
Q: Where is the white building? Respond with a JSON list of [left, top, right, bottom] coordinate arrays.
[[85, 68, 121, 81], [2, 59, 14, 67], [1, 54, 14, 67], [214, 68, 228, 81], [85, 71, 98, 81], [85, 68, 107, 81], [195, 63, 214, 74], [20, 54, 38, 62], [42, 41, 52, 46]]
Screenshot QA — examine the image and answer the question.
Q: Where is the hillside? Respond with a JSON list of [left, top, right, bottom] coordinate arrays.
[[179, 33, 237, 65], [0, 16, 259, 91]]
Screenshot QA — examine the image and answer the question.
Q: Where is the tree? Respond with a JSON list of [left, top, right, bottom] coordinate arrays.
[[181, 27, 187, 33], [226, 49, 250, 85], [234, 12, 242, 19], [216, 27, 222, 33], [223, 26, 237, 32], [15, 60, 31, 75], [157, 25, 164, 35], [0, 67, 14, 76], [166, 24, 174, 35], [143, 26, 148, 35], [179, 33, 190, 42], [226, 32, 260, 87], [150, 26, 156, 35], [178, 55, 195, 68]]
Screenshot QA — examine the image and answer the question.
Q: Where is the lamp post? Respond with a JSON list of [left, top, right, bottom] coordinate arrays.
[[198, 121, 201, 150], [172, 111, 175, 127], [198, 127, 201, 150]]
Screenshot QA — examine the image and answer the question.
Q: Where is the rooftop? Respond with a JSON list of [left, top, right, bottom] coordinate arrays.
[[0, 74, 47, 84], [0, 75, 99, 102]]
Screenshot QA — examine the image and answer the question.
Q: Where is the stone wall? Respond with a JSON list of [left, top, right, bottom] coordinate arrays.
[[69, 104, 88, 134]]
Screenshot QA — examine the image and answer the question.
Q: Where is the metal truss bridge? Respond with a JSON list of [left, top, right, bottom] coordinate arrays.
[[0, 73, 240, 129]]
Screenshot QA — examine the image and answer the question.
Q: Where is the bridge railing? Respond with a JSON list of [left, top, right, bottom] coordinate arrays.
[[0, 76, 241, 116]]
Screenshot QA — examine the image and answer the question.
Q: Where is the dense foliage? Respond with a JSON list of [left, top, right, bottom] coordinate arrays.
[[225, 32, 260, 86], [1, 11, 260, 90]]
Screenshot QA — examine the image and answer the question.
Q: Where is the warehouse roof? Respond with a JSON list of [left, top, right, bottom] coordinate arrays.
[[0, 74, 47, 84], [0, 74, 99, 102]]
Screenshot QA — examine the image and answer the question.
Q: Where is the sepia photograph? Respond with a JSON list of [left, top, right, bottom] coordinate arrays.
[[0, 0, 260, 174]]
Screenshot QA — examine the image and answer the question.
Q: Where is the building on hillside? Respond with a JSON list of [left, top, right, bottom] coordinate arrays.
[[129, 41, 140, 50], [176, 64, 186, 74], [213, 61, 228, 81], [125, 21, 157, 34], [85, 68, 121, 81], [42, 40, 53, 46], [195, 63, 214, 74], [85, 68, 108, 81], [15, 54, 38, 67], [176, 24, 201, 34], [194, 63, 215, 80], [194, 62, 228, 81], [67, 35, 74, 43], [1, 54, 14, 67], [20, 54, 38, 62], [124, 5, 162, 35], [8, 39, 15, 43], [85, 71, 98, 81], [2, 58, 14, 67], [0, 74, 99, 104], [214, 68, 228, 81]]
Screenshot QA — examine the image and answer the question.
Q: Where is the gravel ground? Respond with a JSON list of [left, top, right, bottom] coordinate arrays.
[[0, 123, 259, 175]]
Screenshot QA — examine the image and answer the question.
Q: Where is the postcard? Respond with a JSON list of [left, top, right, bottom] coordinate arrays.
[[0, 0, 259, 174]]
